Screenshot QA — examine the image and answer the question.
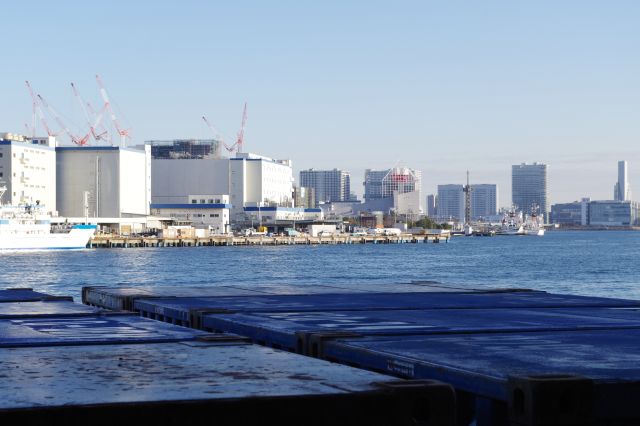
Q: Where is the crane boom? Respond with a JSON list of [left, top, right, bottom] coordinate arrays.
[[96, 74, 130, 147], [235, 102, 247, 154]]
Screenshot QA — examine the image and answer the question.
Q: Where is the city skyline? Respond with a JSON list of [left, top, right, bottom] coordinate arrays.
[[1, 1, 639, 205]]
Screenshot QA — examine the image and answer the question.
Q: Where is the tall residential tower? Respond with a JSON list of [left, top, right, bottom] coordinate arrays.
[[614, 160, 631, 201], [512, 163, 549, 222]]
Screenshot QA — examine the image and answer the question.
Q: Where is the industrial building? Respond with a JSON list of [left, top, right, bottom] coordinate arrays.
[[56, 146, 151, 218], [0, 133, 56, 213], [150, 195, 231, 234], [512, 163, 549, 222], [150, 142, 294, 222], [437, 184, 464, 221], [299, 169, 352, 206]]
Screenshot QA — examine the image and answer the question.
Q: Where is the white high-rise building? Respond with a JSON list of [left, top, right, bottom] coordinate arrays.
[[437, 184, 464, 221], [299, 169, 352, 206], [0, 133, 57, 214], [512, 163, 549, 222], [614, 160, 631, 201]]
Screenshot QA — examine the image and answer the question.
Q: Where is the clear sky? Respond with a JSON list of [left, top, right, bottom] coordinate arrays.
[[1, 1, 639, 206]]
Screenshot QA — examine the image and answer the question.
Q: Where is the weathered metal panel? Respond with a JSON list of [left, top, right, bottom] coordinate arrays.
[[134, 291, 640, 328], [0, 288, 72, 303], [0, 315, 213, 347], [0, 300, 100, 319], [199, 307, 640, 353], [0, 341, 456, 425]]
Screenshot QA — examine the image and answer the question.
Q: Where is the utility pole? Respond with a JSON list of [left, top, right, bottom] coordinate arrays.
[[463, 170, 472, 225]]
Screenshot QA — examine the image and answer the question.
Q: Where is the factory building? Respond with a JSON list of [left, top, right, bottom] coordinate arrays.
[[150, 194, 231, 234], [56, 146, 151, 218], [0, 133, 56, 213], [150, 141, 294, 222]]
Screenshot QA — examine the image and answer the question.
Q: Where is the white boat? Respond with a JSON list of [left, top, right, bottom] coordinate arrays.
[[523, 206, 545, 236], [496, 210, 526, 236], [0, 187, 96, 250]]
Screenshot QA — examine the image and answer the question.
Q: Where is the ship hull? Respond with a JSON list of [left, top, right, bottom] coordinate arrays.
[[0, 225, 96, 250]]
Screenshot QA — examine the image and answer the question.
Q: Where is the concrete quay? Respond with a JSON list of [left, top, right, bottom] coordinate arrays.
[[88, 233, 449, 248]]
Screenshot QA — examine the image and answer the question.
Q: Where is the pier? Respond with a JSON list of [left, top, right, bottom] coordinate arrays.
[[88, 233, 449, 248]]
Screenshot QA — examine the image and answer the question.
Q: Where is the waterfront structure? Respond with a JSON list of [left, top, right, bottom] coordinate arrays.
[[589, 200, 638, 226], [550, 202, 583, 226], [512, 163, 549, 222], [470, 184, 498, 220], [150, 143, 294, 220], [614, 160, 631, 201], [299, 169, 352, 206], [243, 206, 323, 225], [0, 133, 56, 213], [426, 194, 437, 217], [437, 185, 464, 221], [56, 146, 151, 218], [150, 195, 231, 234]]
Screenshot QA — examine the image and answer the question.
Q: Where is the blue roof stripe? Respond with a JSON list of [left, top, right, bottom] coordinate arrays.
[[151, 203, 232, 209]]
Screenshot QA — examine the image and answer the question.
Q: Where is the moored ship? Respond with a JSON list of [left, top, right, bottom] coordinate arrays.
[[0, 186, 95, 250]]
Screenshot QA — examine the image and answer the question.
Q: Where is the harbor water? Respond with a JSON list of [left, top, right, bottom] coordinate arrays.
[[1, 230, 639, 302]]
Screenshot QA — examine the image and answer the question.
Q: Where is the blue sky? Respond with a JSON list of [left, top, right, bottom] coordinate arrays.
[[1, 1, 639, 205]]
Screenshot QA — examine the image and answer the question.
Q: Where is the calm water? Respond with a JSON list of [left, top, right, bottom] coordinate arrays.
[[1, 231, 639, 302]]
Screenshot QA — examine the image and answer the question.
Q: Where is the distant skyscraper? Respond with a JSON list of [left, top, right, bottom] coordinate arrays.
[[299, 169, 351, 206], [470, 184, 498, 220], [512, 163, 549, 222], [426, 194, 437, 217], [437, 185, 464, 221], [614, 160, 631, 201], [363, 167, 422, 201]]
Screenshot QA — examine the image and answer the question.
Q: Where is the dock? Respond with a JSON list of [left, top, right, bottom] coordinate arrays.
[[88, 233, 449, 248]]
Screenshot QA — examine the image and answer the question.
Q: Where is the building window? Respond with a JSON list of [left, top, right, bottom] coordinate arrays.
[[191, 200, 197, 204], [210, 214, 219, 218], [208, 199, 214, 203], [200, 199, 205, 203]]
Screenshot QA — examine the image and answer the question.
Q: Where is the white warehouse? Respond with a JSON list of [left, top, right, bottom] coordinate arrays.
[[150, 194, 231, 234], [151, 145, 294, 220], [56, 146, 151, 218], [0, 133, 57, 213]]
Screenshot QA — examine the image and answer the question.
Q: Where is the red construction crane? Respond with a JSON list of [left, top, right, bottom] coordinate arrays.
[[235, 102, 247, 154], [201, 116, 227, 158], [37, 94, 90, 146], [71, 82, 109, 144], [25, 81, 56, 138], [96, 74, 131, 147]]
